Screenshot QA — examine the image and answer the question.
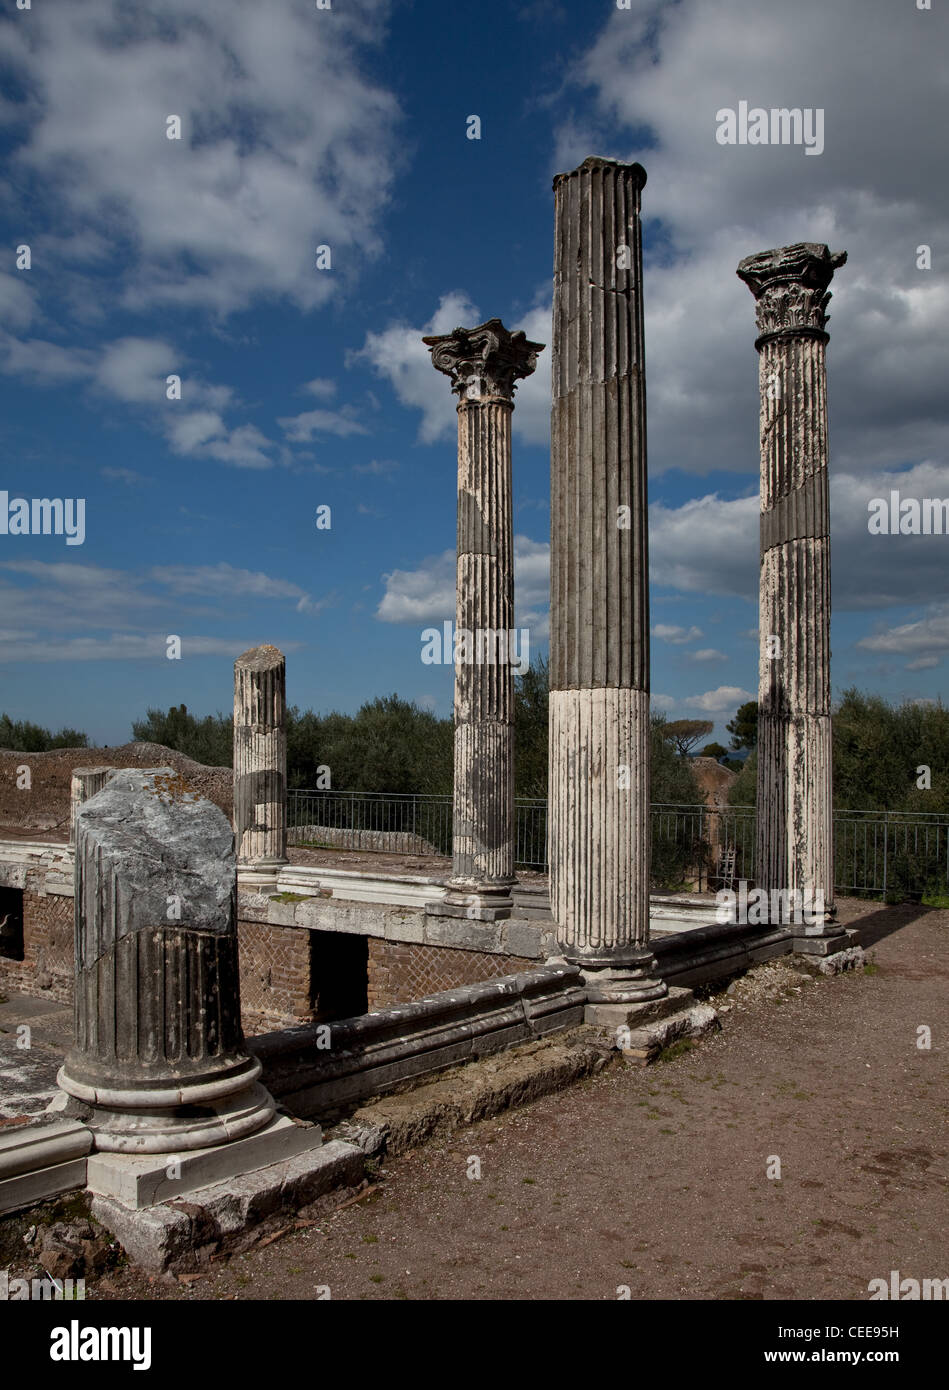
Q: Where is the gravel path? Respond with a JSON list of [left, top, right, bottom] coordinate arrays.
[[93, 899, 948, 1302]]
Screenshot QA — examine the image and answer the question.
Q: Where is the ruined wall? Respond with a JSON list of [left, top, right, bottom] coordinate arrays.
[[0, 743, 232, 837], [366, 938, 534, 1011]]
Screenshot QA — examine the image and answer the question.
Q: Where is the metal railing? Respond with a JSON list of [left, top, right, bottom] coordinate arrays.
[[287, 790, 949, 900]]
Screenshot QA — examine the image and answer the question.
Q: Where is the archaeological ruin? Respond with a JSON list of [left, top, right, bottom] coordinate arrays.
[[0, 157, 863, 1271]]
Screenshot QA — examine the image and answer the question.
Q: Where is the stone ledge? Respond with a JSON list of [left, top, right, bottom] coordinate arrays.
[[90, 1138, 364, 1274], [86, 1113, 323, 1210], [336, 1028, 615, 1158]]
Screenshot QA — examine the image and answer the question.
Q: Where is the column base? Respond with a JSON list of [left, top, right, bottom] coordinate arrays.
[[426, 880, 514, 923], [237, 858, 288, 891], [56, 1057, 276, 1155], [789, 925, 852, 957], [564, 948, 668, 1005]]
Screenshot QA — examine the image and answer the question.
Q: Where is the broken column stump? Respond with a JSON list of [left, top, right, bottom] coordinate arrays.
[[233, 643, 288, 889], [58, 767, 275, 1153], [68, 766, 113, 845]]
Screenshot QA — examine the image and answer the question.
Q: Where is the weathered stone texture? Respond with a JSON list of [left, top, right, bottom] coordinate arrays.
[[59, 768, 273, 1153], [233, 645, 287, 869], [423, 319, 542, 910], [738, 243, 846, 921], [548, 157, 660, 994]]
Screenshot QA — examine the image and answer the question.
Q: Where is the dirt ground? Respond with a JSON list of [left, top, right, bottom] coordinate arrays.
[[80, 898, 947, 1302]]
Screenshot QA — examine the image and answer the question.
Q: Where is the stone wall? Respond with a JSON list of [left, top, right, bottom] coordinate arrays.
[[288, 825, 440, 856], [366, 937, 535, 1010]]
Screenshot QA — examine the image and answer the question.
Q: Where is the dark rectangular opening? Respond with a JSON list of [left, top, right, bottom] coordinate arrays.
[[0, 886, 25, 962], [309, 930, 368, 1021]]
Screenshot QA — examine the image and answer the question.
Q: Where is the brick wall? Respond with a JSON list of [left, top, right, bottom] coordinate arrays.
[[366, 937, 535, 1010], [237, 919, 313, 1036], [0, 885, 74, 1004]]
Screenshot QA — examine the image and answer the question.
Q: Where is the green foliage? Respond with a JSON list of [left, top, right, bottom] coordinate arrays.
[[0, 713, 88, 751], [728, 750, 757, 807], [131, 704, 232, 767], [662, 719, 714, 757], [833, 687, 949, 813], [700, 741, 728, 759], [651, 715, 703, 805], [514, 655, 549, 797], [726, 701, 758, 751]]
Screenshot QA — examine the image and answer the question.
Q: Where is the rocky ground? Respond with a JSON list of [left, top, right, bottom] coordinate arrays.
[[3, 897, 944, 1302]]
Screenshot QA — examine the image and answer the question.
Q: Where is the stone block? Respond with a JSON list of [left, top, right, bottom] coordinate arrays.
[[86, 1113, 323, 1209]]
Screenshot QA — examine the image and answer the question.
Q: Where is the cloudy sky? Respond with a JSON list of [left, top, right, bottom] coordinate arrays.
[[0, 0, 946, 747]]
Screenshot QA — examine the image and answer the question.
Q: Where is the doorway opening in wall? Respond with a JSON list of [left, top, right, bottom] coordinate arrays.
[[0, 887, 25, 961], [309, 930, 368, 1021]]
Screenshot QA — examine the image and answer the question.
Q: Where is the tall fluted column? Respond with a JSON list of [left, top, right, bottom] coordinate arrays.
[[549, 156, 665, 1003], [423, 319, 543, 921], [737, 243, 847, 939], [233, 644, 287, 889]]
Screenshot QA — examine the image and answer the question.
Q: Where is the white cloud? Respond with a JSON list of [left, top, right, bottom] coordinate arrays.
[[652, 624, 703, 644], [376, 549, 456, 625], [354, 292, 550, 446], [683, 686, 755, 714], [688, 648, 727, 663], [1, 0, 402, 315], [376, 535, 551, 631], [557, 0, 949, 478], [650, 461, 949, 611], [278, 408, 368, 443]]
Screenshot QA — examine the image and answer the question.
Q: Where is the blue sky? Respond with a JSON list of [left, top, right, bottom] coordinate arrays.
[[1, 0, 947, 750]]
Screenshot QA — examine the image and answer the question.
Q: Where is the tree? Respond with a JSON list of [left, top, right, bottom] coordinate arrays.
[[663, 719, 714, 757], [0, 714, 88, 751], [700, 741, 728, 760], [131, 705, 232, 766], [726, 701, 758, 751], [514, 655, 549, 797], [651, 716, 703, 803]]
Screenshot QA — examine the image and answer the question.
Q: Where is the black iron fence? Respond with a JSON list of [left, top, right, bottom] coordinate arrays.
[[287, 790, 949, 902]]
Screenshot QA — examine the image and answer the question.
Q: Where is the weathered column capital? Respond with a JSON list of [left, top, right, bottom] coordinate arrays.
[[423, 317, 544, 403], [737, 242, 847, 346]]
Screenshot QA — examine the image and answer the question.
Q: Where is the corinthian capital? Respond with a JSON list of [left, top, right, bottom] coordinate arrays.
[[737, 242, 847, 341], [423, 317, 544, 402]]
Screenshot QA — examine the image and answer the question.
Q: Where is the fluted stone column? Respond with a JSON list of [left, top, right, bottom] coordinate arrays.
[[549, 156, 665, 1004], [422, 319, 543, 922], [234, 644, 287, 888], [58, 768, 274, 1152], [737, 243, 847, 943], [69, 767, 113, 845]]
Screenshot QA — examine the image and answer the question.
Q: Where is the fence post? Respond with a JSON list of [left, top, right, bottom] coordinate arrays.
[[882, 808, 889, 901]]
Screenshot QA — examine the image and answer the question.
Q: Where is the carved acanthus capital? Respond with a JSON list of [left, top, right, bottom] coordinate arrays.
[[423, 317, 545, 402], [737, 243, 847, 340]]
